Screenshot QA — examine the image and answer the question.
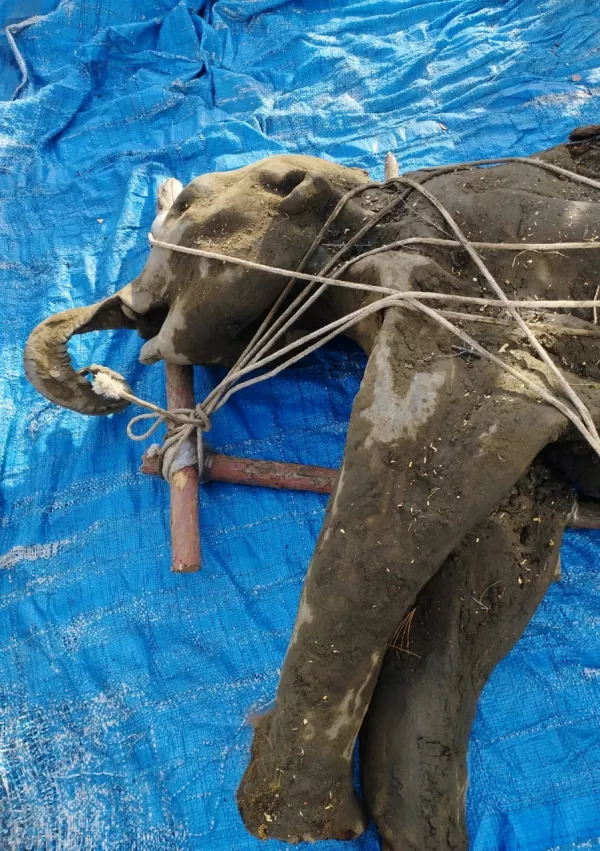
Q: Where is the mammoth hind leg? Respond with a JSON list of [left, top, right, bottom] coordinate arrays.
[[360, 455, 572, 851]]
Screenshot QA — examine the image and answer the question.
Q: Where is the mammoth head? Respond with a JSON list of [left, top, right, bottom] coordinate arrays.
[[24, 155, 370, 415]]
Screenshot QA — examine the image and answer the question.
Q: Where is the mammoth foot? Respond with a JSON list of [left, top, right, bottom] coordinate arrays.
[[237, 710, 366, 843], [360, 458, 572, 851]]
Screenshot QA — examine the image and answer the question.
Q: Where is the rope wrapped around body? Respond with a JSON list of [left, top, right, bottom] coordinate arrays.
[[89, 153, 600, 470]]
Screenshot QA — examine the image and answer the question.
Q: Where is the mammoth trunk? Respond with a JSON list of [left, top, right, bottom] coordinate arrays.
[[24, 290, 136, 415]]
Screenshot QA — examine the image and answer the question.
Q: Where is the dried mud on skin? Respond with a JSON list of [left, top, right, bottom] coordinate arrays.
[[236, 132, 600, 845]]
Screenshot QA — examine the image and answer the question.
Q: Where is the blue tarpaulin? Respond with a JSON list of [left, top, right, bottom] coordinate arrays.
[[1, 1, 600, 848]]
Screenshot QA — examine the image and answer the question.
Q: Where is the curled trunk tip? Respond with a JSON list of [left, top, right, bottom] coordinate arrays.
[[24, 292, 135, 415]]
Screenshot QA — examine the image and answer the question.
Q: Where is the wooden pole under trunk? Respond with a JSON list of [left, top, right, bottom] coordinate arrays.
[[166, 364, 201, 573]]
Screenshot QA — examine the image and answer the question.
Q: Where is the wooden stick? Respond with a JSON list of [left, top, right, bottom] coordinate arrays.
[[165, 364, 201, 573], [144, 431, 600, 536], [205, 454, 337, 493], [142, 447, 338, 495]]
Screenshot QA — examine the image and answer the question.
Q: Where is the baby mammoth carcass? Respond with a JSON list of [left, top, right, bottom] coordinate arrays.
[[23, 127, 600, 847]]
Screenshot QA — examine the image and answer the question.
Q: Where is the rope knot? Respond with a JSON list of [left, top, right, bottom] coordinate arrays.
[[87, 362, 211, 481], [192, 403, 211, 433], [130, 405, 211, 482]]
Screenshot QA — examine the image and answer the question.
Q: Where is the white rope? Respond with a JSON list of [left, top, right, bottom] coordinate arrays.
[[92, 154, 600, 470], [391, 176, 600, 447], [89, 366, 210, 480], [148, 233, 600, 436], [415, 154, 600, 191], [148, 233, 600, 289]]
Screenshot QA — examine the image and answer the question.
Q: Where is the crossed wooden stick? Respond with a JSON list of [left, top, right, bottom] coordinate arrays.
[[142, 364, 600, 573]]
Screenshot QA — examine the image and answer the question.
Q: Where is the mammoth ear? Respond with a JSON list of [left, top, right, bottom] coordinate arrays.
[[569, 123, 600, 143], [279, 171, 336, 216], [256, 159, 336, 215]]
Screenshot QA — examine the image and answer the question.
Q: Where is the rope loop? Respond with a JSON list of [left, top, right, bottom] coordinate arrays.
[[125, 404, 212, 480], [157, 403, 211, 482], [81, 364, 133, 400], [192, 403, 212, 433], [88, 363, 212, 481]]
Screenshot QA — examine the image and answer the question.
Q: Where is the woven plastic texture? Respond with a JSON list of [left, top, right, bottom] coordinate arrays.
[[1, 1, 600, 849]]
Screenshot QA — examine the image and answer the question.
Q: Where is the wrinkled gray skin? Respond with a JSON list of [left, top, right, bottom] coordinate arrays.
[[25, 126, 600, 846], [360, 454, 571, 851]]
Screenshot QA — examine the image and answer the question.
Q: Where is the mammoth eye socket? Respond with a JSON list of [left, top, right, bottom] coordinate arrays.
[[258, 167, 307, 197], [225, 319, 243, 336], [171, 186, 198, 215]]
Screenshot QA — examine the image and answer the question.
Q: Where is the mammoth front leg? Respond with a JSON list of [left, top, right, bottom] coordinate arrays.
[[237, 310, 568, 844], [360, 456, 572, 851]]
